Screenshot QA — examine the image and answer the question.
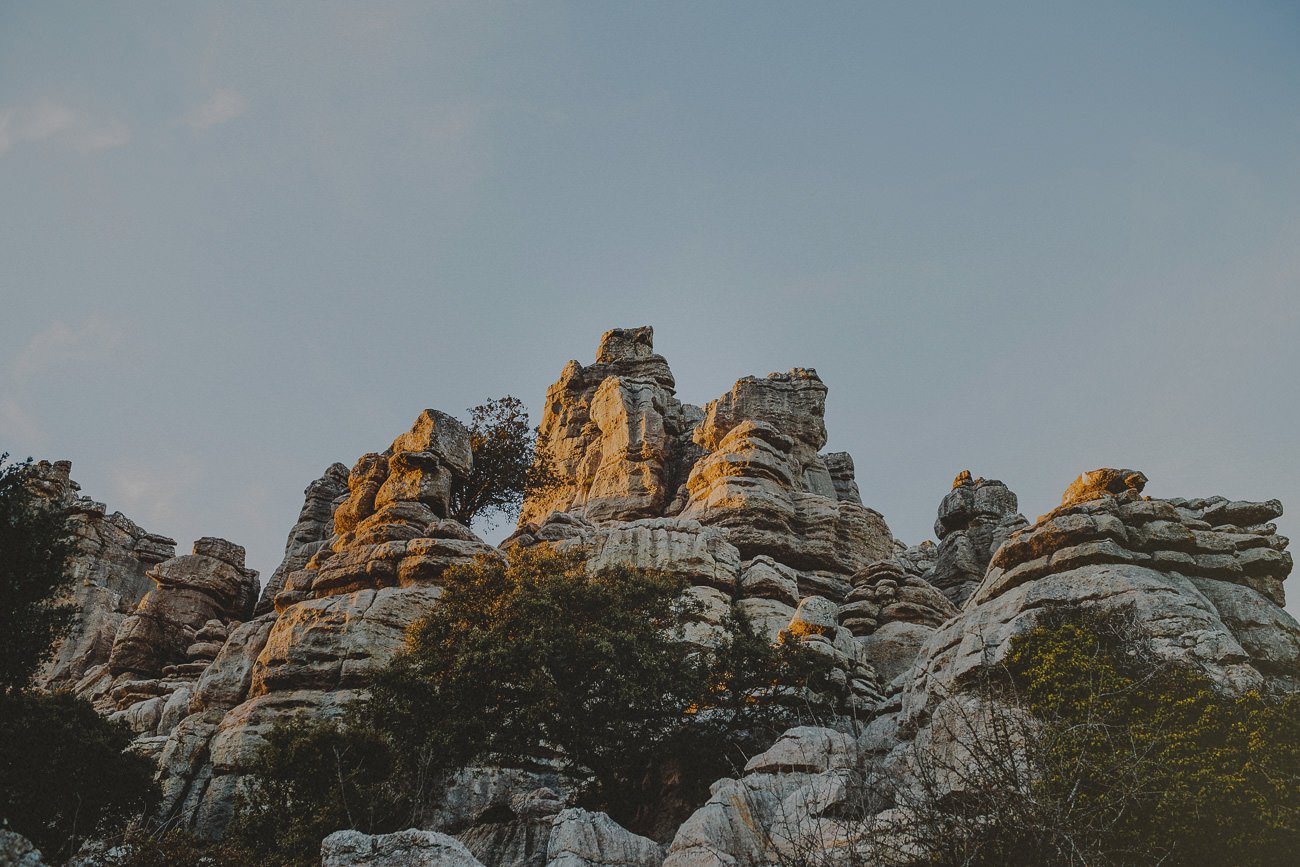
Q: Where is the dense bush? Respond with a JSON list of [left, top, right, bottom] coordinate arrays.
[[0, 691, 158, 863], [448, 396, 558, 526], [225, 718, 400, 867], [0, 455, 75, 694], [866, 608, 1300, 867]]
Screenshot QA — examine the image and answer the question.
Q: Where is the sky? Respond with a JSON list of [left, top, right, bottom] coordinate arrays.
[[2, 1, 1299, 617]]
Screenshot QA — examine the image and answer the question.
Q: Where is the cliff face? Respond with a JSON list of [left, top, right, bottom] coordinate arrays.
[[34, 326, 1300, 866], [27, 460, 176, 693]]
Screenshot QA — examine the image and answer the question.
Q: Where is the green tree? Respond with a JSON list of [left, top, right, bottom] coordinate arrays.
[[448, 396, 557, 526], [225, 718, 399, 867], [861, 608, 1300, 867], [364, 545, 829, 835], [0, 455, 76, 693], [0, 691, 159, 862]]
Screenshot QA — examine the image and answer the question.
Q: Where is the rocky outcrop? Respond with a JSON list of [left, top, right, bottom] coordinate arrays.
[[928, 471, 1026, 608], [839, 552, 958, 685], [520, 327, 694, 526], [546, 808, 664, 867], [154, 409, 496, 839], [322, 829, 485, 867], [0, 830, 47, 867], [255, 462, 350, 615], [27, 460, 176, 692], [508, 328, 896, 721], [902, 468, 1297, 728], [663, 727, 864, 867]]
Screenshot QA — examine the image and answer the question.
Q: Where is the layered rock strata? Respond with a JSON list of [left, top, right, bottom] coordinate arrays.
[[508, 327, 896, 714], [153, 409, 497, 838], [26, 460, 176, 691]]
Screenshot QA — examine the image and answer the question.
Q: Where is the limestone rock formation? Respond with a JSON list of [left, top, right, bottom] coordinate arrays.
[[928, 471, 1027, 607], [839, 553, 958, 685], [546, 808, 664, 867], [26, 328, 1300, 867], [0, 830, 47, 867], [322, 828, 485, 867], [153, 409, 497, 839], [26, 460, 176, 692], [255, 462, 350, 614], [902, 467, 1296, 730]]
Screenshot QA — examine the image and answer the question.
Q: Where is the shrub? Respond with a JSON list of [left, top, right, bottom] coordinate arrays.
[[0, 691, 158, 862]]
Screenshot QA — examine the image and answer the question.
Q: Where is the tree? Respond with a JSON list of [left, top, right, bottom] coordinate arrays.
[[225, 718, 399, 867], [764, 607, 1300, 867], [0, 691, 159, 863], [448, 396, 557, 527], [363, 545, 831, 835], [0, 454, 76, 694]]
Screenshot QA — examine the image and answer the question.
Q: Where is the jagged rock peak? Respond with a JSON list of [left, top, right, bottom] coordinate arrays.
[[928, 471, 1027, 608], [1059, 467, 1148, 509], [595, 324, 656, 362]]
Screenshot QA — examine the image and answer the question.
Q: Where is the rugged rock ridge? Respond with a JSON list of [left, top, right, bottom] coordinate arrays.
[[30, 327, 1300, 867], [150, 408, 497, 838], [507, 328, 895, 718]]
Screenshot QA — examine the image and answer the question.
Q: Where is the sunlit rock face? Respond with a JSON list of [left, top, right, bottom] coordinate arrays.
[[26, 460, 176, 692], [519, 326, 691, 525], [509, 326, 897, 716], [153, 409, 498, 839]]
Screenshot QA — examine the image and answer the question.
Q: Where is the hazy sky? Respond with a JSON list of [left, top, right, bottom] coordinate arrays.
[[3, 2, 1299, 617]]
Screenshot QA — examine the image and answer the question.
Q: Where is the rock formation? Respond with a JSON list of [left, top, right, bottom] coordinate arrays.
[[152, 408, 498, 838], [26, 460, 176, 692], [22, 328, 1300, 867]]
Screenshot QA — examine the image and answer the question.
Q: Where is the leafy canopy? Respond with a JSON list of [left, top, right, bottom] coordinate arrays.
[[0, 691, 159, 863], [232, 545, 831, 857], [448, 396, 557, 526], [0, 455, 76, 693]]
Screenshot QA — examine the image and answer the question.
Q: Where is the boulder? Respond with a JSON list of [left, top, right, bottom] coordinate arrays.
[[322, 829, 485, 867], [546, 808, 664, 867]]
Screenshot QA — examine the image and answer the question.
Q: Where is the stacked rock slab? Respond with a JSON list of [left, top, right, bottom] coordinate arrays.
[[65, 538, 259, 762], [26, 460, 176, 692], [927, 471, 1027, 608], [901, 468, 1297, 733], [153, 410, 499, 838], [509, 327, 895, 713], [838, 546, 958, 685], [254, 462, 350, 615]]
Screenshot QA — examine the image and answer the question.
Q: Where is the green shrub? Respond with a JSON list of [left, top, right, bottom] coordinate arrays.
[[0, 691, 158, 862]]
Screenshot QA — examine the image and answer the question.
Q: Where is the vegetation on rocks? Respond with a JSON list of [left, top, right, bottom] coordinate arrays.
[[0, 455, 75, 693], [228, 545, 831, 864], [0, 456, 158, 863], [449, 396, 558, 526], [855, 608, 1300, 867]]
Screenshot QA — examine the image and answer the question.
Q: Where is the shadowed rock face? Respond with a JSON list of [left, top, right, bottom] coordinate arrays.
[[107, 538, 259, 678], [255, 463, 349, 615], [26, 460, 177, 692], [928, 471, 1028, 608]]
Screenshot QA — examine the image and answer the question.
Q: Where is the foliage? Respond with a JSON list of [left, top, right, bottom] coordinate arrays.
[[361, 545, 831, 834], [448, 396, 558, 526], [799, 608, 1300, 867], [0, 691, 159, 863], [225, 717, 401, 867], [0, 454, 76, 693], [999, 608, 1300, 867]]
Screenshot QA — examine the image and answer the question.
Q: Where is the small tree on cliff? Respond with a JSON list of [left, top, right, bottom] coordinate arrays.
[[448, 396, 557, 527], [0, 454, 76, 694]]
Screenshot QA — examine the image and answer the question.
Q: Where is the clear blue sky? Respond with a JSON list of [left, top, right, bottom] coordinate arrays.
[[3, 2, 1298, 616]]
